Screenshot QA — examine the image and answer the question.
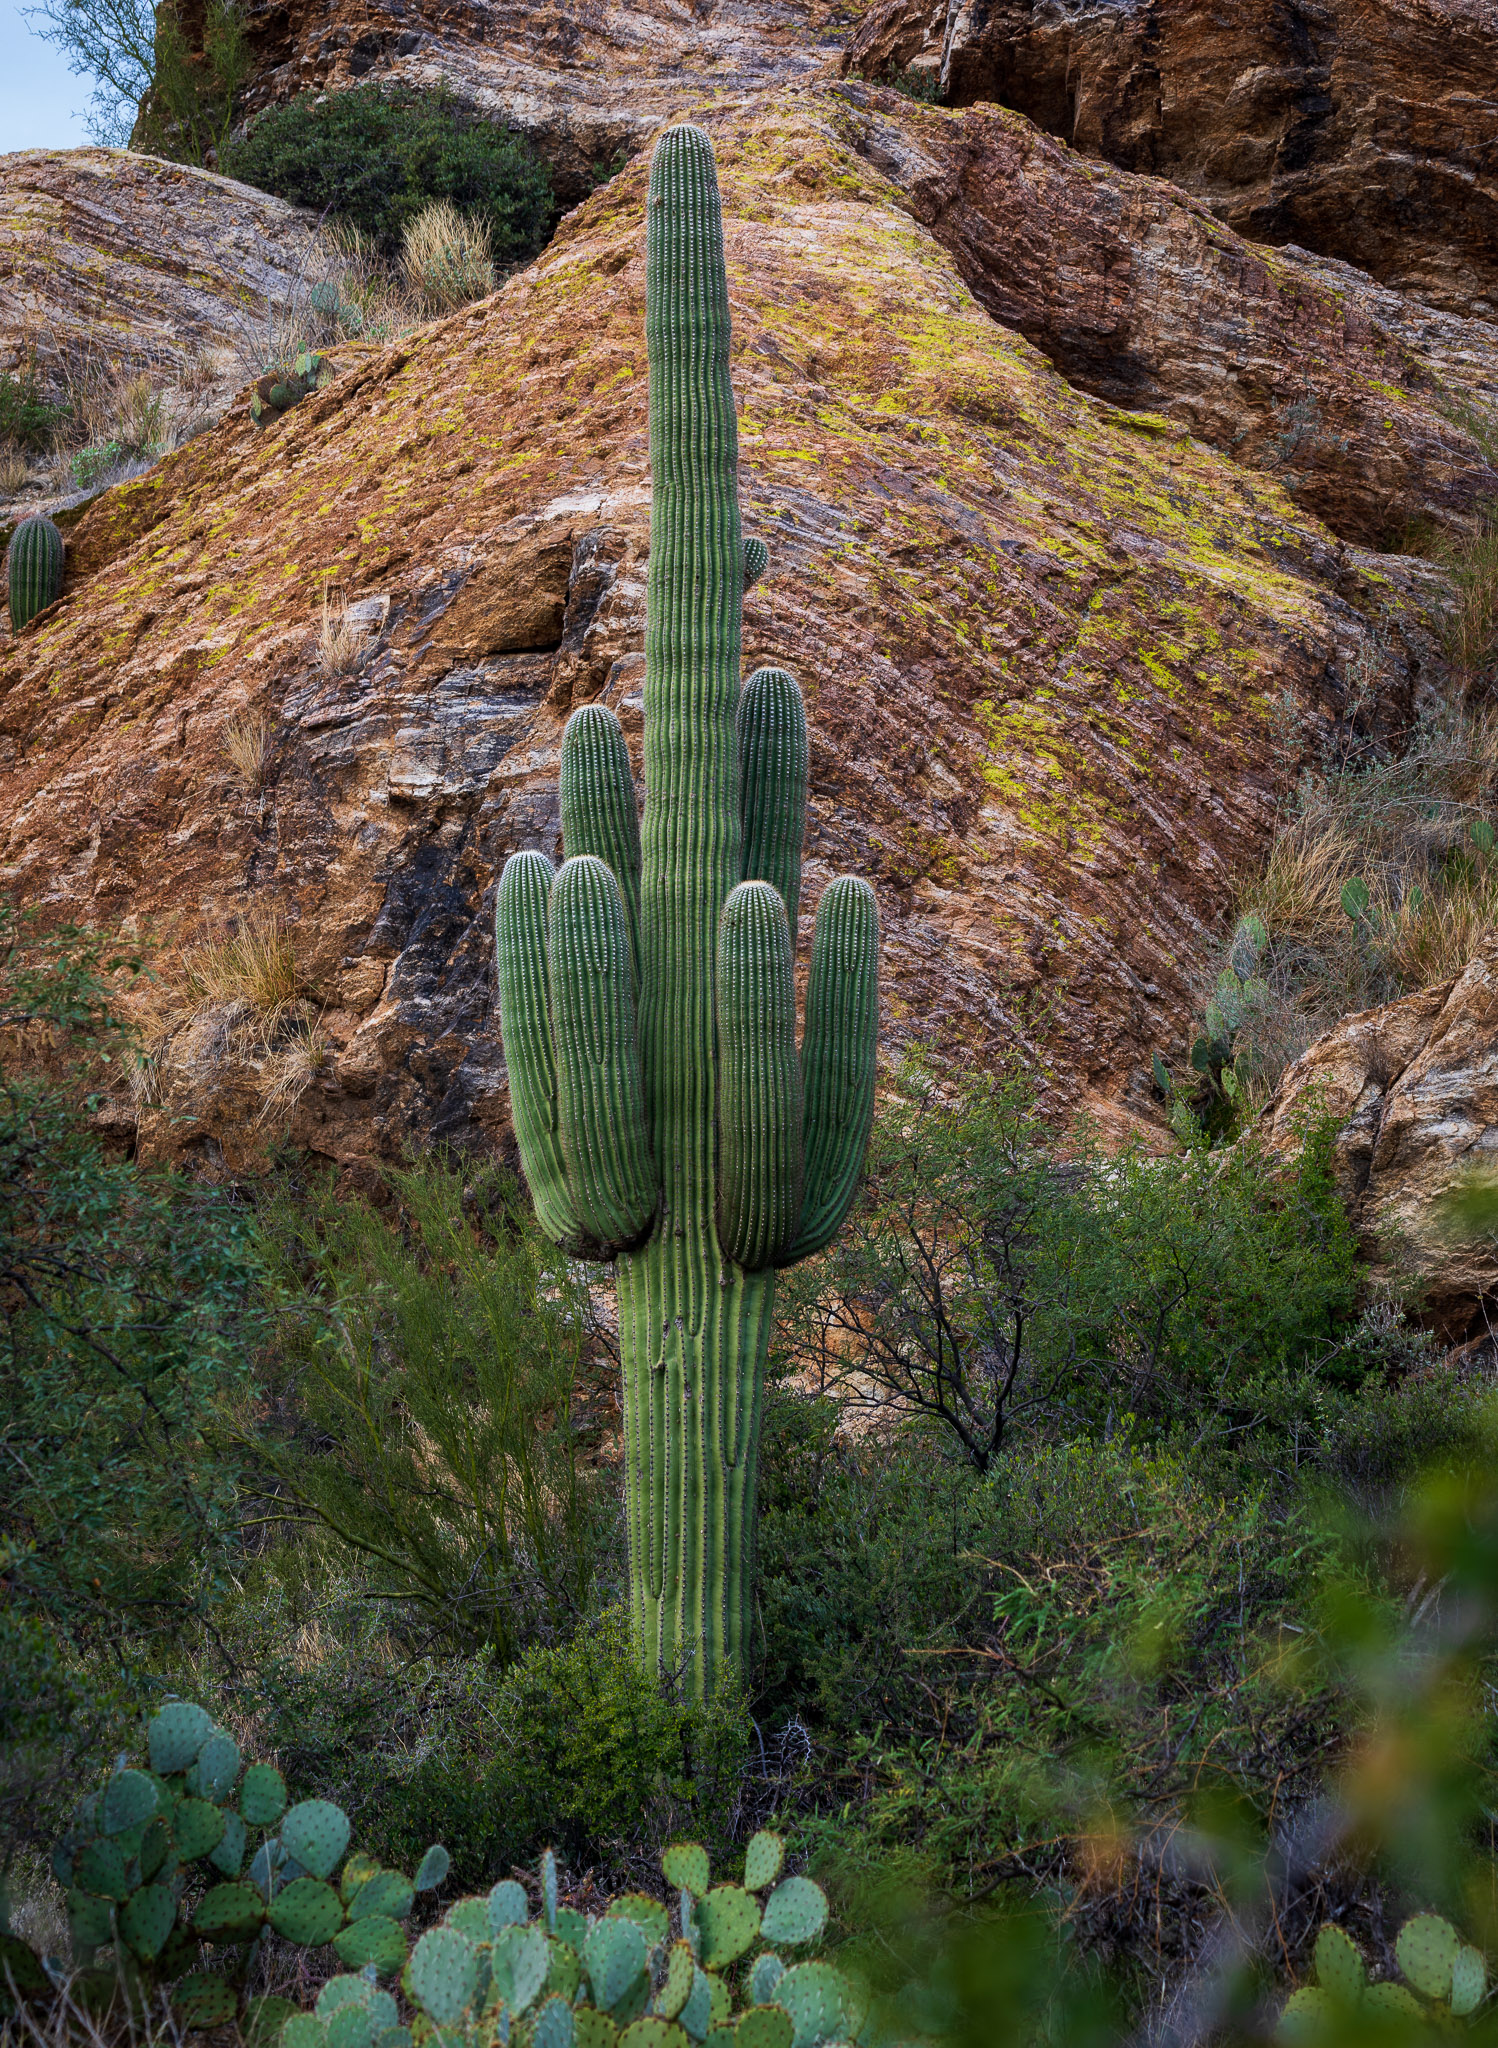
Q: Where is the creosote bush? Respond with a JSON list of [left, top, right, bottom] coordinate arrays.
[[253, 1160, 604, 1665]]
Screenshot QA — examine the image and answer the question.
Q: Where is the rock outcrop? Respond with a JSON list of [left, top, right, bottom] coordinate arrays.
[[843, 0, 1498, 322], [846, 86, 1498, 550], [232, 0, 847, 200], [1263, 936, 1498, 1335], [0, 148, 320, 396], [0, 91, 1451, 1178]]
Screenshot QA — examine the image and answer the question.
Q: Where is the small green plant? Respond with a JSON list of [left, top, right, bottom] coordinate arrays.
[[7, 513, 64, 629], [70, 438, 124, 489], [0, 355, 69, 450], [2, 1701, 447, 2025], [1277, 1915, 1488, 2040], [885, 64, 940, 103], [1151, 913, 1270, 1140], [308, 279, 365, 337], [250, 351, 333, 430]]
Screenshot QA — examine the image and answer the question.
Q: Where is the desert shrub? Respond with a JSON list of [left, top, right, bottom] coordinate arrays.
[[0, 356, 68, 451], [0, 908, 261, 1850], [223, 86, 554, 267], [780, 1070, 1363, 1488], [254, 1158, 607, 1662], [173, 1577, 748, 1889], [1185, 702, 1498, 1107]]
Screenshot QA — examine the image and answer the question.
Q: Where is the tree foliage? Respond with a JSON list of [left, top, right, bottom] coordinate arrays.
[[255, 1160, 602, 1662]]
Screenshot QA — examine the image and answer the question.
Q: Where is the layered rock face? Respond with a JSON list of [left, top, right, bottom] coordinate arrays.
[[0, 148, 319, 396], [231, 0, 846, 198], [848, 86, 1498, 550], [0, 91, 1451, 1176], [843, 0, 1498, 320], [1264, 938, 1498, 1335]]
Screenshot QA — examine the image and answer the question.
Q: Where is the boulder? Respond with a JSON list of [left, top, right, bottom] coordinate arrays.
[[0, 147, 320, 398], [232, 0, 847, 201], [1261, 937, 1498, 1335], [845, 86, 1498, 550]]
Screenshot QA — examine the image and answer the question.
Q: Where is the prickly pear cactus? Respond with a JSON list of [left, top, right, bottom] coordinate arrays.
[[385, 1836, 882, 2048], [7, 513, 64, 630], [1277, 1912, 1488, 2042], [5, 1701, 444, 2029], [494, 122, 880, 1690], [250, 350, 336, 429]]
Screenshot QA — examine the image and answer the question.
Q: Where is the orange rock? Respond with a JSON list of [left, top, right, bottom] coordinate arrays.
[[843, 0, 1498, 321], [0, 93, 1454, 1175], [1262, 937, 1498, 1335]]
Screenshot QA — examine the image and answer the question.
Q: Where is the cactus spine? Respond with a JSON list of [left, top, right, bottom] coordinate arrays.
[[7, 515, 64, 630], [495, 124, 879, 1686]]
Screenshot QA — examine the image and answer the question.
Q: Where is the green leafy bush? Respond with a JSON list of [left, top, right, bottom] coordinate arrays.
[[222, 87, 554, 266], [180, 1586, 748, 1890], [254, 1157, 603, 1662], [780, 1069, 1363, 1486], [0, 910, 261, 1853]]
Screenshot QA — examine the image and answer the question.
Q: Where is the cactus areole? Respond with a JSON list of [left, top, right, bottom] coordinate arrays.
[[496, 123, 879, 1686]]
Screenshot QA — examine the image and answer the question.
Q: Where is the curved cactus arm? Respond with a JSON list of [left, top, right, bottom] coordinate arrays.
[[549, 856, 659, 1254], [560, 704, 643, 979], [784, 876, 880, 1265], [715, 881, 803, 1271], [495, 851, 583, 1250], [737, 667, 808, 933], [742, 536, 768, 591]]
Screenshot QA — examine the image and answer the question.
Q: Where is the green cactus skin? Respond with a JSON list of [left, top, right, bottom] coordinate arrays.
[[548, 855, 656, 1253], [495, 851, 581, 1252], [495, 124, 879, 1687], [715, 883, 802, 1270], [560, 706, 643, 978], [737, 669, 807, 929], [7, 515, 64, 631]]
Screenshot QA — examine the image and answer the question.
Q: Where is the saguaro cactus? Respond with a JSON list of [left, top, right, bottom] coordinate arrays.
[[496, 123, 879, 1684], [7, 514, 64, 630]]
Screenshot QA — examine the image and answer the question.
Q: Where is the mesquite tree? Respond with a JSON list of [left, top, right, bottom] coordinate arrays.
[[496, 123, 879, 1685]]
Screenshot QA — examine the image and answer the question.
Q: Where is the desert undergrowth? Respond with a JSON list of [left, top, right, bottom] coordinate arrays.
[[4, 942, 1497, 2046]]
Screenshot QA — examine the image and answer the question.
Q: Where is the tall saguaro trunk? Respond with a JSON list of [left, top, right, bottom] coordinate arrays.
[[495, 125, 880, 1693]]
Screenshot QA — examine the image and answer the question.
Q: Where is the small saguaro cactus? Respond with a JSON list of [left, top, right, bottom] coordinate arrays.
[[7, 514, 64, 629], [495, 123, 879, 1686]]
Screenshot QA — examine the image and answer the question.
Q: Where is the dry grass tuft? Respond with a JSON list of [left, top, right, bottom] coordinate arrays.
[[181, 913, 298, 1015], [317, 588, 371, 674], [401, 201, 496, 314], [0, 441, 28, 496], [222, 710, 275, 790], [1, 1978, 184, 2048], [259, 1019, 332, 1121], [1190, 703, 1498, 1108], [1442, 520, 1498, 681]]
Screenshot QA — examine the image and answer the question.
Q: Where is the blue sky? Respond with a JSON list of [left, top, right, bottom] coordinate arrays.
[[1, 2, 94, 150]]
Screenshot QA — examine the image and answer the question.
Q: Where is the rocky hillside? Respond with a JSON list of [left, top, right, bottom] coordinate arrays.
[[1, 0, 1495, 1222], [0, 148, 320, 396]]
